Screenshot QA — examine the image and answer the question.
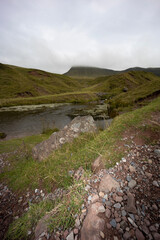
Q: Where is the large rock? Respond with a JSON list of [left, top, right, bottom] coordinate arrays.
[[81, 202, 105, 240], [33, 116, 97, 161], [91, 156, 105, 173], [99, 174, 120, 193]]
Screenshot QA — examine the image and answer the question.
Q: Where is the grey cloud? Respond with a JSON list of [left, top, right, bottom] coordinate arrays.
[[0, 0, 160, 73]]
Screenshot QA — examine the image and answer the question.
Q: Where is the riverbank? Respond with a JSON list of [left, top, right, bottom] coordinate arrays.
[[0, 96, 159, 239], [0, 92, 98, 108]]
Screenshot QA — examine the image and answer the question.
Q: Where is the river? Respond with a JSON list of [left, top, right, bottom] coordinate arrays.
[[0, 103, 111, 140]]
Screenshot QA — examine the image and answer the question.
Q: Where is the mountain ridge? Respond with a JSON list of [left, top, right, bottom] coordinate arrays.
[[64, 66, 160, 78]]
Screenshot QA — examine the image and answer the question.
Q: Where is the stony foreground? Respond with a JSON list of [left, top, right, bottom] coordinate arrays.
[[49, 141, 160, 240], [0, 127, 160, 240]]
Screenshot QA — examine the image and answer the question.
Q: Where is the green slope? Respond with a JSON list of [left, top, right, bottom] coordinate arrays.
[[85, 71, 160, 110], [0, 63, 81, 99], [64, 66, 160, 78], [1, 63, 160, 110]]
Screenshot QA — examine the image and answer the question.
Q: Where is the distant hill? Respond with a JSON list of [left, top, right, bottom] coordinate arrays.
[[64, 66, 160, 78], [123, 67, 160, 77], [0, 63, 160, 109], [0, 63, 81, 99], [64, 66, 119, 78]]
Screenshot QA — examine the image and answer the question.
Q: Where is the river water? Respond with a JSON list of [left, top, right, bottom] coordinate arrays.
[[0, 103, 111, 140]]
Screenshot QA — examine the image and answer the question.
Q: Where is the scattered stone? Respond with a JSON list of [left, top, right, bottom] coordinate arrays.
[[66, 231, 74, 240], [128, 179, 137, 188], [75, 218, 80, 228], [106, 223, 112, 229], [122, 210, 127, 216], [153, 232, 160, 240], [135, 229, 145, 240], [149, 225, 157, 232], [91, 194, 99, 203], [73, 228, 78, 235], [91, 156, 105, 173], [99, 231, 105, 238], [129, 165, 136, 172], [99, 174, 120, 193], [103, 194, 108, 200], [145, 172, 153, 178], [141, 225, 149, 235], [115, 196, 123, 202], [110, 219, 117, 228], [152, 204, 158, 211], [120, 220, 127, 230], [125, 193, 137, 214], [99, 192, 104, 198], [123, 231, 131, 240], [114, 203, 121, 209], [154, 149, 160, 157], [105, 208, 111, 218], [153, 181, 159, 187], [126, 175, 132, 182], [114, 237, 118, 240], [128, 217, 138, 228], [98, 205, 105, 213]]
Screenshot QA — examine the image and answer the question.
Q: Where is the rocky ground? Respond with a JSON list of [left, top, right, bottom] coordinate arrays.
[[0, 128, 160, 240]]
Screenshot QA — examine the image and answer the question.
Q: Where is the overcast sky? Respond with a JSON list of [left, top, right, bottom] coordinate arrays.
[[0, 0, 160, 73]]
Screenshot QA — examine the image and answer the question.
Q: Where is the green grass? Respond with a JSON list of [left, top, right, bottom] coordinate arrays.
[[6, 180, 86, 240], [0, 91, 98, 107], [6, 199, 56, 240], [0, 63, 82, 99]]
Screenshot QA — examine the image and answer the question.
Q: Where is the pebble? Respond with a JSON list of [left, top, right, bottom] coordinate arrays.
[[115, 196, 123, 202], [153, 181, 159, 187], [135, 229, 145, 240], [107, 223, 112, 229], [152, 232, 160, 240], [113, 237, 118, 240], [99, 231, 105, 238], [129, 165, 136, 172], [110, 219, 117, 228], [91, 194, 99, 203], [114, 203, 121, 209], [122, 210, 127, 216], [128, 217, 138, 228], [66, 231, 74, 240], [128, 179, 137, 188], [123, 231, 131, 240], [98, 205, 105, 213], [126, 175, 132, 182], [105, 208, 111, 218], [99, 192, 104, 198], [88, 195, 92, 201], [103, 194, 108, 200]]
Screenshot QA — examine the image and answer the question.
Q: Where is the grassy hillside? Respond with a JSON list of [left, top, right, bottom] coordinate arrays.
[[0, 63, 82, 99], [85, 71, 160, 110], [0, 63, 160, 110], [64, 66, 160, 78]]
